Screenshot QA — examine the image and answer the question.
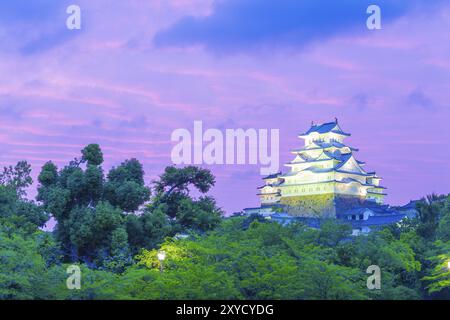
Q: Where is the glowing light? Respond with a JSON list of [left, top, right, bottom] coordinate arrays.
[[157, 250, 166, 261], [447, 260, 450, 270]]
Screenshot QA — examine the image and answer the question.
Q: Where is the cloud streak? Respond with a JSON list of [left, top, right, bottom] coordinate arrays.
[[154, 0, 444, 54], [0, 0, 80, 54]]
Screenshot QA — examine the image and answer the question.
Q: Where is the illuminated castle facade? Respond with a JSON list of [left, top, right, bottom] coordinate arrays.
[[257, 119, 386, 218]]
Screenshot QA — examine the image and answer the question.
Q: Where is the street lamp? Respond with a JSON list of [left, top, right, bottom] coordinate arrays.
[[447, 260, 450, 270], [157, 250, 166, 273]]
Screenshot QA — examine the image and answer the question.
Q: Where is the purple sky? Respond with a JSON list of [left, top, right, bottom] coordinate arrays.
[[1, 1, 450, 215]]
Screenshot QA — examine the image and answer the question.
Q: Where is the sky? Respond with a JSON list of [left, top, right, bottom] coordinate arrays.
[[1, 0, 450, 216]]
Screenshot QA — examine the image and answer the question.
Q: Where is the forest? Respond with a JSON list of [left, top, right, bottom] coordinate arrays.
[[0, 144, 449, 300]]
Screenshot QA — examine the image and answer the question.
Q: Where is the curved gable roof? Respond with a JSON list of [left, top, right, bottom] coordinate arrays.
[[299, 120, 351, 137]]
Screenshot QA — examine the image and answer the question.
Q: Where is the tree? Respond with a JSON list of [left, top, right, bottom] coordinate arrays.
[[0, 228, 61, 299], [150, 166, 221, 232], [81, 144, 104, 166], [423, 241, 450, 298], [0, 161, 33, 197], [316, 219, 352, 247], [175, 196, 222, 232], [104, 159, 150, 212], [153, 166, 215, 202], [0, 184, 48, 230], [37, 145, 149, 266], [436, 199, 450, 242], [125, 207, 172, 253], [38, 162, 58, 187], [65, 202, 130, 267], [416, 194, 447, 240]]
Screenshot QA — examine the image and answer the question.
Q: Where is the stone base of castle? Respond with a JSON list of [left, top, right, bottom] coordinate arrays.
[[279, 194, 369, 218]]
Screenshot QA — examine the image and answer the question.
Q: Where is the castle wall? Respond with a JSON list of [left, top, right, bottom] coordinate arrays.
[[280, 193, 336, 218], [334, 194, 368, 214], [279, 193, 368, 218]]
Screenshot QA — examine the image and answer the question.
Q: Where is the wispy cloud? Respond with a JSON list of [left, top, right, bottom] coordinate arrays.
[[407, 88, 435, 110], [154, 0, 445, 54], [0, 0, 80, 54]]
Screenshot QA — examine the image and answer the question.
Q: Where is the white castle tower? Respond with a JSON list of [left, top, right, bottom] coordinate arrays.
[[258, 119, 386, 217]]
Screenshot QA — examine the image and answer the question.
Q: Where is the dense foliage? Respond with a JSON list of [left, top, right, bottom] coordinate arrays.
[[0, 145, 449, 300]]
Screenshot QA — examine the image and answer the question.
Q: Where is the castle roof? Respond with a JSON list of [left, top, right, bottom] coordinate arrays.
[[399, 200, 421, 210], [257, 192, 280, 196], [353, 214, 406, 227], [288, 151, 371, 177], [299, 120, 351, 137], [280, 166, 377, 178], [330, 151, 352, 163], [288, 149, 355, 165], [262, 172, 281, 180], [291, 140, 358, 154], [339, 177, 373, 187], [367, 190, 388, 195], [277, 178, 384, 189]]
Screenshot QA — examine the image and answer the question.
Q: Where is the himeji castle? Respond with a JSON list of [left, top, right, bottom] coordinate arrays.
[[243, 119, 416, 235]]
